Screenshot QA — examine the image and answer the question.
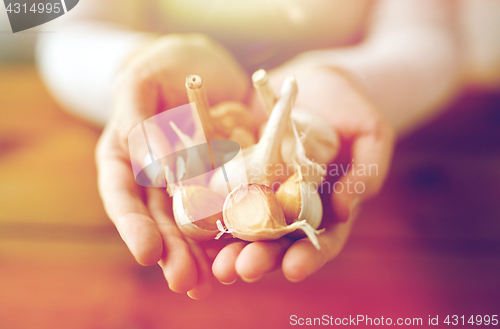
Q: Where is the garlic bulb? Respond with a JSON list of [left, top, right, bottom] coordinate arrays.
[[172, 184, 225, 241], [217, 183, 323, 250], [208, 75, 298, 195], [253, 69, 339, 169]]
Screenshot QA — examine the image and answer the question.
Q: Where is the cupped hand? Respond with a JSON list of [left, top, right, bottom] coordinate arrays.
[[212, 59, 395, 284], [96, 34, 249, 299]]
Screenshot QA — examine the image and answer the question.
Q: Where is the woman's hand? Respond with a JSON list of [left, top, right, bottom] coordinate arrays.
[[212, 59, 395, 283], [96, 34, 249, 299]]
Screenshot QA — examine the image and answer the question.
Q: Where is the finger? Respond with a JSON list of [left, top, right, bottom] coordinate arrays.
[[331, 124, 394, 222], [96, 130, 163, 266], [202, 239, 230, 263], [186, 239, 216, 300], [282, 218, 355, 282], [235, 237, 294, 283], [212, 241, 248, 284], [146, 188, 198, 293], [113, 69, 160, 151]]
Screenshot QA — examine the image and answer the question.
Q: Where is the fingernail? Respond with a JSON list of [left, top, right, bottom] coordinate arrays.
[[219, 278, 237, 285], [241, 275, 262, 283], [187, 291, 199, 300], [285, 275, 305, 283]]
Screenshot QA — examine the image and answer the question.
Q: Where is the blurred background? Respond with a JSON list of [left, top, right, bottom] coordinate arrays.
[[1, 3, 500, 329]]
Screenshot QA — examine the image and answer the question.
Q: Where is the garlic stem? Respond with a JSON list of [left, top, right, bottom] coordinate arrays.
[[252, 69, 277, 116], [251, 76, 298, 179], [185, 75, 217, 142], [207, 75, 298, 193], [254, 69, 339, 170]]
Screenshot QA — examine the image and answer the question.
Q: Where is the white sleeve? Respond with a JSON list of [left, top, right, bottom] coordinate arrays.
[[36, 21, 151, 126]]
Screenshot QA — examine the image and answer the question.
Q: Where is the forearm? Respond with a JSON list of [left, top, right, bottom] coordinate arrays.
[[297, 0, 462, 134]]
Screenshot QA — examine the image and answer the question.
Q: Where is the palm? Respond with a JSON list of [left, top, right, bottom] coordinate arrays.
[[96, 34, 251, 298], [212, 65, 394, 283], [97, 123, 234, 298], [97, 34, 393, 295]]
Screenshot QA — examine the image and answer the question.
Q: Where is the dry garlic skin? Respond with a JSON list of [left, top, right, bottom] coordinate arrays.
[[276, 171, 323, 232], [173, 185, 225, 240], [223, 184, 288, 233], [184, 186, 224, 229], [275, 172, 302, 224]]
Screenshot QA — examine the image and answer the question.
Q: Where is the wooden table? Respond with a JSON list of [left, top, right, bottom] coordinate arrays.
[[1, 66, 499, 329]]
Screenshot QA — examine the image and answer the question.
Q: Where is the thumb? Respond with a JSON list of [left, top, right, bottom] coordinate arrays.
[[113, 71, 160, 152], [112, 70, 173, 187]]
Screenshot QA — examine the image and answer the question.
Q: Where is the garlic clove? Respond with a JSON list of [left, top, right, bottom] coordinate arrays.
[[296, 185, 322, 231], [173, 185, 225, 241], [289, 116, 326, 186], [276, 169, 324, 239], [259, 110, 339, 174], [244, 76, 298, 185], [275, 172, 303, 224], [219, 183, 323, 249], [285, 109, 340, 167], [224, 184, 287, 232]]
